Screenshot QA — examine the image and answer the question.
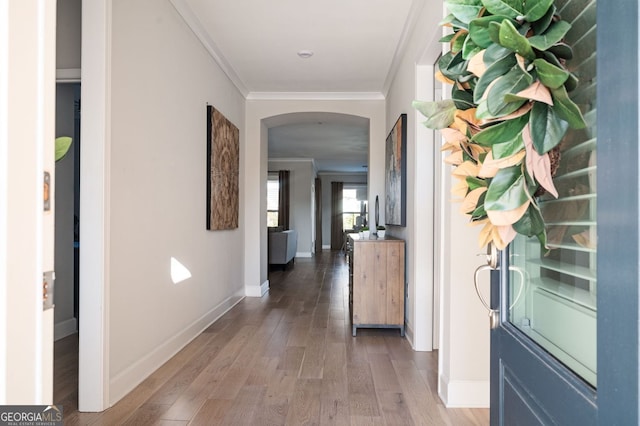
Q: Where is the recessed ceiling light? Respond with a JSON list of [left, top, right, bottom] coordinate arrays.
[[297, 50, 314, 59]]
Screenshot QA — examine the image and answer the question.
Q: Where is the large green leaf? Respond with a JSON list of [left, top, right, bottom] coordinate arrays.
[[471, 191, 488, 219], [493, 133, 525, 159], [533, 58, 569, 89], [439, 33, 456, 43], [523, 0, 554, 22], [528, 21, 571, 51], [475, 99, 492, 119], [513, 203, 545, 237], [474, 52, 516, 102], [452, 85, 475, 110], [413, 99, 457, 129], [486, 65, 533, 117], [550, 85, 587, 129], [530, 102, 569, 154], [488, 21, 502, 45], [498, 20, 535, 60], [542, 51, 579, 91], [532, 4, 556, 34], [483, 44, 513, 65], [536, 229, 549, 253], [473, 113, 529, 146], [469, 15, 512, 48], [440, 14, 469, 30], [439, 51, 469, 81], [467, 176, 488, 190], [481, 0, 523, 19], [55, 136, 73, 162], [462, 35, 483, 59], [471, 201, 488, 220], [485, 166, 529, 211], [445, 0, 484, 24], [440, 13, 470, 30], [548, 42, 573, 60], [451, 31, 468, 53], [564, 73, 579, 92]]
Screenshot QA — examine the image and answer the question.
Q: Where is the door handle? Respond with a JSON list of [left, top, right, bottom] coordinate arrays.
[[473, 247, 525, 329], [474, 264, 500, 329]]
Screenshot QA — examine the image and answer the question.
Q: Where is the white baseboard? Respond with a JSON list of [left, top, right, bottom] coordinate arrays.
[[296, 251, 312, 258], [109, 290, 245, 405], [54, 318, 78, 341], [246, 280, 269, 297], [404, 322, 415, 348], [260, 280, 269, 296], [322, 245, 331, 250], [438, 374, 489, 408]]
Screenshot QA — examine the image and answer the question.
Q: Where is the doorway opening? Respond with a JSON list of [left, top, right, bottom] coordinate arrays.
[[54, 82, 81, 405]]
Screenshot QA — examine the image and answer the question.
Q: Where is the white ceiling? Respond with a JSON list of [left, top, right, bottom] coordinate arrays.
[[171, 0, 422, 172], [268, 112, 370, 173]]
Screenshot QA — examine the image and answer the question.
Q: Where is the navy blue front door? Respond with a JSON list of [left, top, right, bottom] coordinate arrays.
[[489, 0, 640, 424]]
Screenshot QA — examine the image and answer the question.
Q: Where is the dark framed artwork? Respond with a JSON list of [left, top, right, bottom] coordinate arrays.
[[385, 113, 407, 226], [206, 105, 239, 230]]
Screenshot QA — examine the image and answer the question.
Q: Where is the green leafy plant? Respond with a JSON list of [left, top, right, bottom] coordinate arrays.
[[414, 0, 585, 251], [55, 136, 72, 162], [377, 225, 386, 230]]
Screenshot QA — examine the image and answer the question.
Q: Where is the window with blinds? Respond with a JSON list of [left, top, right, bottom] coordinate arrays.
[[508, 0, 597, 387], [342, 185, 368, 230], [267, 173, 279, 227]]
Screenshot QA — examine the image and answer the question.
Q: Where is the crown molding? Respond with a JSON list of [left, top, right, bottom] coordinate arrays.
[[382, 0, 427, 96], [246, 91, 385, 101], [317, 171, 368, 177], [268, 157, 316, 164], [169, 0, 249, 97], [56, 68, 81, 83]]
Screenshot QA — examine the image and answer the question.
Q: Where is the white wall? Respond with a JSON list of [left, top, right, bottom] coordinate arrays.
[[244, 99, 385, 296], [268, 159, 315, 256], [384, 0, 440, 351], [384, 0, 490, 406], [318, 173, 367, 249], [103, 0, 246, 404]]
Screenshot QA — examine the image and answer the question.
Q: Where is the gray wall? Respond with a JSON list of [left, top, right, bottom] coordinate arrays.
[[268, 160, 316, 256], [105, 0, 246, 402], [56, 0, 81, 70]]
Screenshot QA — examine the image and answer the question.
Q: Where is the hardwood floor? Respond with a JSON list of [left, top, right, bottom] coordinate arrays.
[[55, 251, 489, 425]]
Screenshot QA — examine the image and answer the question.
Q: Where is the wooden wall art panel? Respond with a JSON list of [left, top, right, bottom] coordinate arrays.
[[206, 105, 239, 230]]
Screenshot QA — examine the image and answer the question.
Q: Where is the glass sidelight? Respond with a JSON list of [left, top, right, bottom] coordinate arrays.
[[508, 0, 597, 388], [508, 128, 597, 386]]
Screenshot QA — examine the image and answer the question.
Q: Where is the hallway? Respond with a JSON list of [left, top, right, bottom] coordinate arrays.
[[56, 251, 489, 425]]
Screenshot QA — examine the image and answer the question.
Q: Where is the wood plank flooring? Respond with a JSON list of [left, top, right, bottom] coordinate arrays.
[[55, 251, 489, 425]]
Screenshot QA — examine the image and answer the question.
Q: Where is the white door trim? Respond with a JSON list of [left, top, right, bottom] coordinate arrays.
[[78, 0, 112, 411], [0, 0, 56, 404]]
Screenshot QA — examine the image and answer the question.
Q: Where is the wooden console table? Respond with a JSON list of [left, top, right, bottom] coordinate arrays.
[[347, 234, 405, 336]]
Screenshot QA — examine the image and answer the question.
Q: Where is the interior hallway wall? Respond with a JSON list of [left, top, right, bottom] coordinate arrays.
[[268, 159, 315, 257], [244, 99, 385, 297], [318, 173, 367, 250], [384, 0, 490, 406], [105, 0, 246, 404]]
